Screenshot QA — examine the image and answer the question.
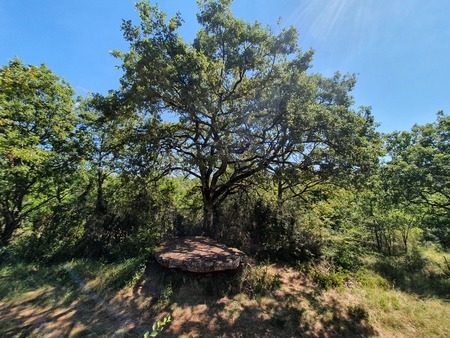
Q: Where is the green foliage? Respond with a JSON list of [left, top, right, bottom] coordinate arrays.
[[144, 315, 171, 337], [0, 58, 77, 246], [386, 112, 450, 248], [157, 283, 173, 305], [74, 95, 168, 258], [353, 171, 425, 255], [310, 265, 351, 290], [324, 240, 364, 272], [73, 172, 178, 260], [253, 197, 329, 262], [371, 249, 450, 298]]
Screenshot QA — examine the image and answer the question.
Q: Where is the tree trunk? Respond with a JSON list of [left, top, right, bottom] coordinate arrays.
[[402, 228, 409, 254], [202, 198, 217, 238], [277, 180, 284, 207], [95, 168, 106, 214], [0, 216, 20, 246], [373, 224, 382, 252]]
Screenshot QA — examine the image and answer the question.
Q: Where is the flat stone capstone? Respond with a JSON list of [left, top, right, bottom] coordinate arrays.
[[154, 236, 247, 273]]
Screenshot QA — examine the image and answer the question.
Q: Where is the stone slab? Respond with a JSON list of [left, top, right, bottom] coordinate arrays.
[[154, 236, 247, 273]]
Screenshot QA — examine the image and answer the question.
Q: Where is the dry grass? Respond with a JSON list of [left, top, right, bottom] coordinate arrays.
[[1, 255, 449, 337]]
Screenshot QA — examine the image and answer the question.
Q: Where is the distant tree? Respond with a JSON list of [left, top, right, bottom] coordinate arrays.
[[387, 112, 450, 211], [0, 58, 77, 245], [113, 0, 380, 236], [386, 112, 450, 247], [76, 95, 132, 215], [74, 94, 168, 256], [354, 169, 425, 255]]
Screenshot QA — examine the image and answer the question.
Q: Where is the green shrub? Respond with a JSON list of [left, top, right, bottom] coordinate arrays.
[[255, 201, 328, 263], [157, 283, 173, 305], [311, 266, 351, 290], [324, 240, 364, 272]]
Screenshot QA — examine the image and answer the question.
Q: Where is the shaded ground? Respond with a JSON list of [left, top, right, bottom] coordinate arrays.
[[158, 265, 377, 338], [1, 257, 449, 337], [0, 262, 142, 337]]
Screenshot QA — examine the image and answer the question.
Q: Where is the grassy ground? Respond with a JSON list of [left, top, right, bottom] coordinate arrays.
[[0, 248, 449, 337]]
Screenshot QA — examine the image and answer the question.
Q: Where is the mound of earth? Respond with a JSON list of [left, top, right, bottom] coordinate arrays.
[[154, 236, 247, 273]]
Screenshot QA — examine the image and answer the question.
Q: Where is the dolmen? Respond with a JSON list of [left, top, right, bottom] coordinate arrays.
[[154, 236, 247, 273]]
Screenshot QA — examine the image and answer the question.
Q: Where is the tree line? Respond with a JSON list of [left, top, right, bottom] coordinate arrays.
[[1, 0, 448, 263]]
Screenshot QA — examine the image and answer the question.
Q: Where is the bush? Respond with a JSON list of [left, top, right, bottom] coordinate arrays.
[[323, 240, 364, 272], [311, 265, 351, 290]]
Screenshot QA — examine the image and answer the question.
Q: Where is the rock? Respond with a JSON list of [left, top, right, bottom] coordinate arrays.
[[154, 236, 247, 273]]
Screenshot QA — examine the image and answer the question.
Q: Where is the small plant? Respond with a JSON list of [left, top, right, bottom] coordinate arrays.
[[158, 283, 173, 305], [144, 315, 171, 337]]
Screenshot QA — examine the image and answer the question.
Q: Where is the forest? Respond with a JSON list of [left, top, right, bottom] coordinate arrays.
[[1, 1, 449, 337]]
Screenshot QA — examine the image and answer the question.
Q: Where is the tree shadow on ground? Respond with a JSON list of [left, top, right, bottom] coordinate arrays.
[[0, 259, 379, 337], [132, 262, 378, 337], [372, 254, 450, 300], [0, 261, 148, 337], [0, 284, 139, 337]]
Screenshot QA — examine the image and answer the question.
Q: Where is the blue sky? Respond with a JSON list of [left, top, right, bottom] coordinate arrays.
[[1, 0, 449, 133]]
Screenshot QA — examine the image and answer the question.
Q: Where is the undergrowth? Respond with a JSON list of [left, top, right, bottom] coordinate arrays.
[[238, 264, 281, 297]]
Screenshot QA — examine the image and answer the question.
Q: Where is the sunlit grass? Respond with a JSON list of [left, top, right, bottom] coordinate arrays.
[[0, 262, 75, 301], [66, 256, 147, 292], [350, 269, 450, 337]]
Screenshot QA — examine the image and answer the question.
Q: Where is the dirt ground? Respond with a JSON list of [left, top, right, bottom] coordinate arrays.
[[0, 261, 377, 338]]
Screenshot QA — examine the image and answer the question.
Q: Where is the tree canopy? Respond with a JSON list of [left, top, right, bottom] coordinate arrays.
[[0, 58, 77, 245], [112, 0, 381, 235], [386, 112, 450, 212], [385, 112, 450, 247]]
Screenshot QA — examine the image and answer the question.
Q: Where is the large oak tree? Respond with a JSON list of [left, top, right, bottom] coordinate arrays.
[[113, 0, 380, 235]]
